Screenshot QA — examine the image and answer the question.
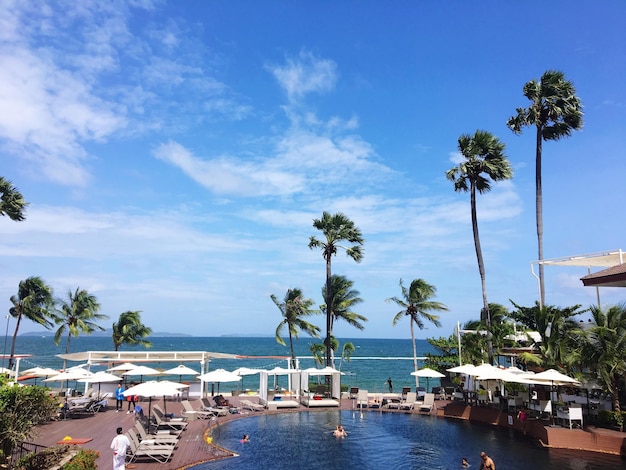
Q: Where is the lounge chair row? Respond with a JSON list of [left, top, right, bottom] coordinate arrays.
[[126, 408, 186, 464], [357, 390, 436, 413]]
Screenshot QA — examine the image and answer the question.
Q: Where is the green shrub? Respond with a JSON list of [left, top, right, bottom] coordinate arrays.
[[597, 410, 626, 429], [16, 446, 69, 470], [62, 449, 99, 470]]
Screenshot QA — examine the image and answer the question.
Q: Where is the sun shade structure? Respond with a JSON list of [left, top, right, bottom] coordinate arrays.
[[78, 371, 122, 397], [531, 249, 625, 308], [108, 362, 138, 372], [123, 380, 189, 424]]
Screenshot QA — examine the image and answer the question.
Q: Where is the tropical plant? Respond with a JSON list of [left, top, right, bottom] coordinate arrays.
[[0, 177, 28, 222], [509, 301, 584, 369], [272, 288, 320, 368], [309, 212, 364, 368], [112, 311, 153, 351], [387, 279, 447, 387], [579, 303, 626, 412], [338, 342, 355, 371], [0, 384, 58, 465], [53, 288, 107, 369], [507, 70, 583, 307], [446, 130, 512, 364], [320, 275, 366, 363], [483, 303, 515, 365], [7, 277, 55, 369]]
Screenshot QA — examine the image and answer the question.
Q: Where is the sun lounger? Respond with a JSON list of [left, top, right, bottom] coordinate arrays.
[[240, 399, 264, 412], [153, 404, 188, 422], [399, 392, 418, 410], [134, 421, 180, 445], [127, 430, 175, 464], [151, 407, 188, 431], [419, 393, 436, 413], [357, 389, 369, 408], [181, 400, 214, 419], [200, 397, 229, 416]]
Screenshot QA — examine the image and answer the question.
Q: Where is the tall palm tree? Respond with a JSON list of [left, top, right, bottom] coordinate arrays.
[[8, 277, 55, 369], [446, 130, 512, 364], [309, 212, 364, 368], [321, 275, 366, 364], [0, 177, 28, 221], [53, 288, 107, 369], [580, 303, 626, 412], [272, 288, 320, 369], [112, 311, 153, 351], [387, 279, 448, 387], [507, 70, 583, 307]]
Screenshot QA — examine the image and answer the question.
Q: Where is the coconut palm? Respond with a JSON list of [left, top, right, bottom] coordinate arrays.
[[0, 177, 28, 222], [272, 288, 320, 369], [7, 277, 55, 369], [112, 311, 153, 351], [387, 279, 448, 387], [321, 275, 366, 364], [309, 212, 364, 367], [338, 342, 355, 371], [53, 288, 107, 369], [507, 70, 583, 307], [446, 130, 512, 363], [578, 304, 626, 412]]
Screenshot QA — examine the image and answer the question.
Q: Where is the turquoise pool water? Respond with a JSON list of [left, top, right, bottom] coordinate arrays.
[[195, 411, 625, 469]]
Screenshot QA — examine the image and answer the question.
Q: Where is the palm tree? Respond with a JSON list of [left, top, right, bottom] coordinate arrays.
[[272, 288, 320, 368], [112, 311, 153, 351], [53, 288, 107, 369], [338, 342, 355, 371], [321, 275, 366, 364], [387, 279, 448, 387], [507, 70, 583, 307], [510, 301, 584, 369], [309, 212, 364, 368], [579, 303, 626, 412], [0, 177, 28, 221], [7, 277, 55, 369], [446, 130, 512, 364]]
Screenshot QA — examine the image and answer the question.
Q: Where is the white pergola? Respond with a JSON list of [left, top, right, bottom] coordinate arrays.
[[531, 249, 625, 308]]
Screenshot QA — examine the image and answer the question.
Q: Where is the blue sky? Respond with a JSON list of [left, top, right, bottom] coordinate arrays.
[[1, 1, 625, 339]]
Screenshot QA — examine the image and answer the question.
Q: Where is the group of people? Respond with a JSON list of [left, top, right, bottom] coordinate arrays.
[[115, 384, 138, 414], [461, 452, 496, 469]]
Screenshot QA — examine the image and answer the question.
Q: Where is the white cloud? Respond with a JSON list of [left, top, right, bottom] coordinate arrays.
[[270, 50, 338, 102]]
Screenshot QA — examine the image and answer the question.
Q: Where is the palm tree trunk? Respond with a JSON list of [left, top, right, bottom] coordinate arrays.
[[8, 313, 22, 369], [535, 124, 545, 307], [64, 333, 72, 370], [411, 320, 418, 389], [325, 257, 332, 369], [470, 185, 494, 364], [288, 330, 296, 369]]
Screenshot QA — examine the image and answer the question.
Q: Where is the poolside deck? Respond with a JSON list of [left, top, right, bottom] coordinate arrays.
[[27, 395, 626, 469]]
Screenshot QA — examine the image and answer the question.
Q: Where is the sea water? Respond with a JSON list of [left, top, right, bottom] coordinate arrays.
[[6, 336, 435, 391]]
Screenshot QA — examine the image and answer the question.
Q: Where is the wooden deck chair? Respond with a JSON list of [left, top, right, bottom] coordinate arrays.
[[419, 393, 436, 413]]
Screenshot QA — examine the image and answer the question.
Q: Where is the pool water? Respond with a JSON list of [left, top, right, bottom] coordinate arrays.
[[194, 410, 626, 469]]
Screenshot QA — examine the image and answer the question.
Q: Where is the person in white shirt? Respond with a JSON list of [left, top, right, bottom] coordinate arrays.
[[110, 427, 130, 470]]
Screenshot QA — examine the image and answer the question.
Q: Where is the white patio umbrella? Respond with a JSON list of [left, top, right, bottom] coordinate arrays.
[[123, 365, 162, 383], [162, 364, 199, 382], [447, 364, 476, 374], [22, 366, 60, 377], [198, 369, 241, 395], [44, 369, 94, 394], [123, 380, 188, 424], [232, 367, 261, 391], [411, 367, 445, 391], [108, 362, 138, 372], [78, 371, 122, 397], [531, 369, 580, 385]]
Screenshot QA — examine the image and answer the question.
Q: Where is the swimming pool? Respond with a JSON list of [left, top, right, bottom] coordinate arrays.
[[194, 410, 625, 469]]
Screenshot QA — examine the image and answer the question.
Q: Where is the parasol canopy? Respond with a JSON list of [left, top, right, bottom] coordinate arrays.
[[107, 362, 138, 372], [411, 367, 445, 390], [123, 380, 189, 423], [78, 371, 122, 397]]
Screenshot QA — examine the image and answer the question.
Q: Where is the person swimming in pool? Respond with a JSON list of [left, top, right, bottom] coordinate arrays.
[[333, 425, 347, 438], [241, 434, 250, 442]]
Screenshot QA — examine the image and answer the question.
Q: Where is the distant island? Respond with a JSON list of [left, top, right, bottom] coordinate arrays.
[[20, 331, 272, 338]]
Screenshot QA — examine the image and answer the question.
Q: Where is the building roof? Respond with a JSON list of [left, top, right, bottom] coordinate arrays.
[[580, 263, 626, 288]]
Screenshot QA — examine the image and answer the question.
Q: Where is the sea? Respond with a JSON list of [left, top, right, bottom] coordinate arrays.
[[5, 336, 437, 392]]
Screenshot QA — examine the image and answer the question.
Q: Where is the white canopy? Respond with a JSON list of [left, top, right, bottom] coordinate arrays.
[[197, 368, 242, 383]]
